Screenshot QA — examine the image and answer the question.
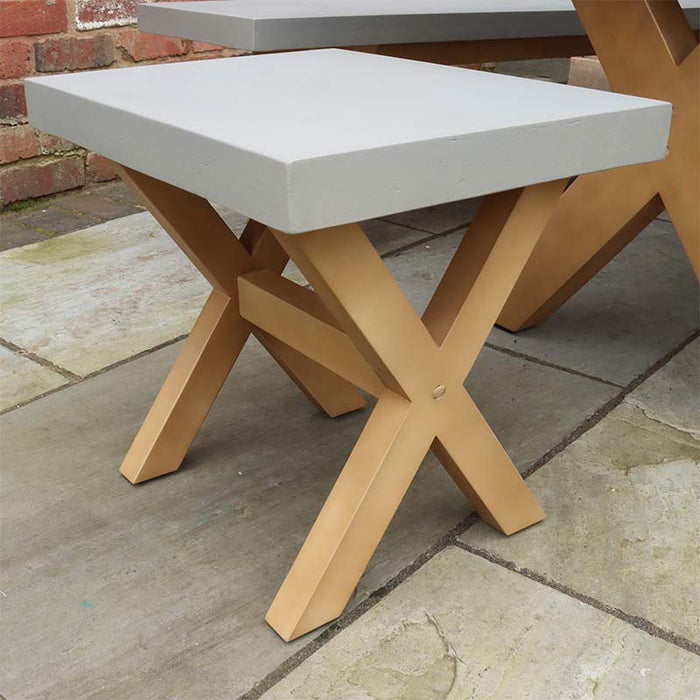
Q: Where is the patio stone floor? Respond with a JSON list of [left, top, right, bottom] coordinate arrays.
[[0, 182, 698, 699]]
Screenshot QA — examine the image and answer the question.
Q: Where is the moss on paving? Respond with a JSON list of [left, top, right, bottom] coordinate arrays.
[[5, 196, 52, 212]]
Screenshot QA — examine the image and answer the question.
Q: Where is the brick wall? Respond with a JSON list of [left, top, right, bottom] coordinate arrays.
[[0, 0, 241, 207]]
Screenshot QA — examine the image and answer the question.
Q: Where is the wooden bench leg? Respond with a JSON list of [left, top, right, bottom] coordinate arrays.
[[120, 290, 248, 483], [263, 180, 564, 640], [115, 165, 365, 483], [266, 391, 432, 641], [498, 0, 699, 331], [241, 222, 368, 419], [497, 166, 662, 331]]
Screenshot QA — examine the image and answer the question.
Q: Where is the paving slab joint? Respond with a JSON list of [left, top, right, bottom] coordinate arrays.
[[0, 337, 80, 384], [454, 540, 700, 657], [483, 342, 624, 389]]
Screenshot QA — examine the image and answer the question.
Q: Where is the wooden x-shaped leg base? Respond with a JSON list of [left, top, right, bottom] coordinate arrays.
[[499, 0, 699, 331], [114, 165, 367, 484], [241, 179, 566, 641], [114, 162, 563, 641]]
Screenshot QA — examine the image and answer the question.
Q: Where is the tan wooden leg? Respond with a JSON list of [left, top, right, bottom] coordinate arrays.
[[266, 391, 432, 641], [574, 1, 699, 277], [434, 391, 541, 535], [239, 222, 368, 418], [255, 331, 367, 418], [498, 167, 662, 331], [653, 47, 700, 274], [499, 0, 699, 331], [120, 290, 249, 483], [263, 181, 563, 640], [115, 166, 364, 483]]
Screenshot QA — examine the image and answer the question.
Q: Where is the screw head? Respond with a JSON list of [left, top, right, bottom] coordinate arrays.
[[432, 384, 446, 400]]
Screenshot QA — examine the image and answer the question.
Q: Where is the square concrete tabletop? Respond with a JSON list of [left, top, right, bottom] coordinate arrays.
[[26, 50, 670, 233], [137, 0, 700, 51]]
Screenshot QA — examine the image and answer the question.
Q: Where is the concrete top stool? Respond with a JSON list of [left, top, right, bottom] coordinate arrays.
[[26, 49, 671, 642]]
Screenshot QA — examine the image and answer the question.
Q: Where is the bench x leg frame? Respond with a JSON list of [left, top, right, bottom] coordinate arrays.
[[115, 163, 564, 640], [259, 181, 567, 640], [115, 165, 367, 484], [499, 0, 699, 331]]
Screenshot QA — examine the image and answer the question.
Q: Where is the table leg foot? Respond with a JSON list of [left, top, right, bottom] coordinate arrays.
[[433, 391, 544, 536], [498, 166, 661, 331], [265, 392, 430, 641], [120, 290, 248, 483]]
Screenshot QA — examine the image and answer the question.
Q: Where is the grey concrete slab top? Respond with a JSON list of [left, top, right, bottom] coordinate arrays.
[[137, 0, 700, 51], [27, 50, 670, 233]]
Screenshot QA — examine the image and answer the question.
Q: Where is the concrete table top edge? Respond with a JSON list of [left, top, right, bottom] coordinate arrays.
[[25, 50, 671, 234], [136, 0, 700, 52]]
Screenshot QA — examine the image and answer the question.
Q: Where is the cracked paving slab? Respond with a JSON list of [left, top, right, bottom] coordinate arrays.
[[261, 547, 700, 700], [461, 339, 700, 645]]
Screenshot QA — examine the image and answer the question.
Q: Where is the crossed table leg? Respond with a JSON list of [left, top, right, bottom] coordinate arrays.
[[114, 165, 367, 484], [498, 0, 699, 331], [245, 180, 565, 640], [114, 162, 565, 640]]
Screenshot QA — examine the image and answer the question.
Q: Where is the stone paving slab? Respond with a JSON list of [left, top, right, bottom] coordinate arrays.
[[461, 339, 700, 646], [0, 212, 212, 377], [0, 345, 67, 411], [0, 220, 48, 251], [495, 57, 571, 83], [52, 193, 144, 221], [0, 331, 615, 698], [92, 180, 145, 206], [382, 197, 481, 234], [490, 219, 698, 385], [12, 205, 102, 235], [262, 547, 700, 700], [384, 219, 698, 385], [0, 210, 439, 401]]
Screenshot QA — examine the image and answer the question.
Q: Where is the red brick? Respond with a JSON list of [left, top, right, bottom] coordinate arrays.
[[76, 0, 138, 30], [39, 131, 75, 154], [0, 155, 85, 205], [117, 30, 185, 61], [86, 152, 116, 182], [35, 34, 115, 72], [0, 39, 33, 79], [0, 81, 26, 122], [0, 124, 40, 163], [192, 41, 224, 53], [0, 0, 68, 38]]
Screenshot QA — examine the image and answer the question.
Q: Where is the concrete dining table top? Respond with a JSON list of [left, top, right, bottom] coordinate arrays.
[[137, 0, 700, 52]]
